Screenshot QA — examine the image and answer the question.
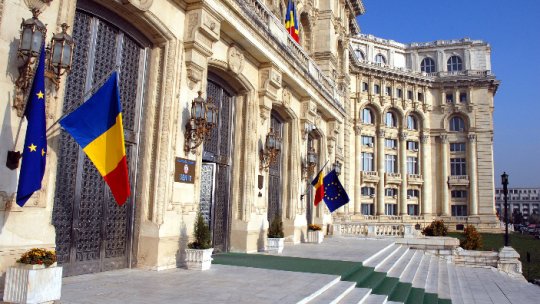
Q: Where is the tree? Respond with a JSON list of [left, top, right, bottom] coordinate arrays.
[[529, 212, 540, 225], [422, 220, 448, 236], [511, 209, 524, 225], [188, 212, 212, 249], [460, 225, 483, 250]]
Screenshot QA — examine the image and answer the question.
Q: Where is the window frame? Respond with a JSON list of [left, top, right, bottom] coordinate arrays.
[[450, 157, 467, 176], [449, 116, 466, 132], [385, 112, 396, 127], [447, 55, 463, 72], [420, 57, 436, 73], [362, 108, 373, 124]]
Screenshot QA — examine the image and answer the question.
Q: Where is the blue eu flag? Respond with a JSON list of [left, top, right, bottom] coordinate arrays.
[[16, 45, 47, 207], [322, 169, 349, 212]]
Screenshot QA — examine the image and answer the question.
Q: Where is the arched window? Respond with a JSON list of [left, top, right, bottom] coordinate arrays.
[[447, 56, 463, 72], [385, 112, 396, 127], [407, 115, 418, 130], [449, 116, 465, 132], [420, 57, 436, 73], [355, 49, 365, 61], [362, 108, 373, 124], [375, 53, 386, 65]]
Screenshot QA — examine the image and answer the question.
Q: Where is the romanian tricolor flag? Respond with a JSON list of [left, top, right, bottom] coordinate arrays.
[[285, 0, 300, 43], [310, 169, 324, 206], [60, 72, 130, 205]]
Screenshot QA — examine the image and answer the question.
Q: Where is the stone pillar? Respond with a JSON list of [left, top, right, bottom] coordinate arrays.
[[377, 128, 386, 215], [468, 134, 478, 216], [354, 125, 362, 214], [399, 131, 408, 215], [440, 134, 450, 216], [421, 133, 432, 215]]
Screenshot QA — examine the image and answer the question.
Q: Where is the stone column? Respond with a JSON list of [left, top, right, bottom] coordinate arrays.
[[421, 133, 432, 215], [399, 131, 408, 215], [354, 125, 362, 214], [440, 134, 450, 216], [468, 134, 478, 216], [377, 128, 386, 215]]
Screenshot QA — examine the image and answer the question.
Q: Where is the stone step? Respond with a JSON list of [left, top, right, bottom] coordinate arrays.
[[399, 250, 424, 283], [446, 263, 464, 304], [454, 266, 477, 304], [387, 249, 416, 278], [411, 253, 431, 288], [298, 277, 342, 304], [363, 243, 399, 268], [388, 282, 412, 303], [424, 255, 439, 293], [337, 287, 372, 304], [309, 281, 357, 304], [360, 294, 388, 304], [436, 259, 451, 300], [376, 246, 409, 273], [404, 287, 424, 304]]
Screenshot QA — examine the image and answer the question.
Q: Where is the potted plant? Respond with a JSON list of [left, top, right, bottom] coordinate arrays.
[[185, 212, 213, 270], [3, 248, 62, 303], [306, 224, 324, 243], [267, 217, 285, 254]]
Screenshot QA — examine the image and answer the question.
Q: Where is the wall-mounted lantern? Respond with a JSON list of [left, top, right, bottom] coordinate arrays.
[[259, 128, 282, 171], [302, 146, 318, 179], [184, 91, 218, 154], [46, 23, 74, 91]]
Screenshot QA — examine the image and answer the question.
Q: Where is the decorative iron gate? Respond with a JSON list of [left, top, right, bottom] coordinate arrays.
[[201, 78, 234, 252], [52, 9, 146, 276], [267, 113, 283, 222]]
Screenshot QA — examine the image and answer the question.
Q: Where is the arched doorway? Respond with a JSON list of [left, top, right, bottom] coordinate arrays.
[[199, 76, 234, 253], [267, 111, 284, 222], [52, 5, 149, 276]]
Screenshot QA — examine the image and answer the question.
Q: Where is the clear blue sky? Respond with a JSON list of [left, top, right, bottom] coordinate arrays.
[[357, 0, 540, 188]]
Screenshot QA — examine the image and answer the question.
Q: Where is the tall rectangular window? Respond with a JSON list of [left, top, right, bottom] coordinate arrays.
[[386, 86, 392, 96], [451, 205, 467, 216], [385, 138, 397, 149], [407, 204, 419, 215], [407, 141, 419, 151], [362, 152, 374, 171], [407, 189, 420, 198], [361, 204, 373, 215], [450, 143, 466, 152], [374, 84, 380, 94], [397, 88, 402, 98], [407, 90, 413, 100], [407, 157, 418, 174], [450, 158, 467, 175], [362, 136, 374, 146], [385, 204, 397, 215], [385, 154, 397, 173], [446, 93, 454, 103], [459, 92, 467, 103], [385, 188, 397, 197], [451, 190, 468, 198], [361, 187, 375, 196], [362, 82, 368, 92], [418, 92, 424, 101]]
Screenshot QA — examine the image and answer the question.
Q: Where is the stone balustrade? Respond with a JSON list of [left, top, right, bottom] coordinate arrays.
[[385, 172, 401, 184], [333, 222, 419, 238], [448, 175, 470, 186], [407, 174, 423, 185], [362, 171, 379, 182]]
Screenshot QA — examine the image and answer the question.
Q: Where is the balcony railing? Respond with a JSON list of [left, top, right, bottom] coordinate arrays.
[[385, 172, 401, 184], [448, 175, 470, 186], [408, 174, 423, 185], [362, 171, 379, 182]]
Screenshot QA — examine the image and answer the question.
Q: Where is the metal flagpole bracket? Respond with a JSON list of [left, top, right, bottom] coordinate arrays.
[[6, 151, 22, 170]]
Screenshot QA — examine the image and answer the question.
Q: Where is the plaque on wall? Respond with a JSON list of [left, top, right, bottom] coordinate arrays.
[[175, 157, 196, 184]]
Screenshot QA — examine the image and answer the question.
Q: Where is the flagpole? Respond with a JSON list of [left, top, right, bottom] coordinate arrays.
[[300, 159, 330, 201], [45, 66, 120, 134]]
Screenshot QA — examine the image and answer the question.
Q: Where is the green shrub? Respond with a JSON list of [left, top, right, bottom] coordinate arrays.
[[188, 212, 212, 249], [422, 220, 448, 236], [268, 217, 284, 238], [460, 225, 483, 250]]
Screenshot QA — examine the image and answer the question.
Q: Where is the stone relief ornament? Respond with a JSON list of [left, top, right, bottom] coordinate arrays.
[[121, 0, 153, 12], [227, 44, 245, 75], [24, 0, 52, 12], [282, 88, 291, 108]]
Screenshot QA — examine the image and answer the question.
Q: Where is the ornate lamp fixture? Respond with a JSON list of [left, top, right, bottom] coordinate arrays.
[[334, 161, 342, 176], [14, 9, 75, 116], [259, 128, 282, 171], [302, 146, 318, 179], [184, 91, 218, 153]]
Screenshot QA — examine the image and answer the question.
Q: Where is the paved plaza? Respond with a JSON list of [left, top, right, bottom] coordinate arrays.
[[56, 237, 540, 304]]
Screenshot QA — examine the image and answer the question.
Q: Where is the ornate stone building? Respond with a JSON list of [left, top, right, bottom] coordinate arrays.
[[0, 0, 497, 282]]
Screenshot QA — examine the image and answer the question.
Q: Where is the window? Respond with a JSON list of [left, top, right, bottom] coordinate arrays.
[[449, 116, 465, 132], [361, 187, 375, 196], [451, 205, 467, 216], [407, 141, 419, 151], [407, 189, 420, 198], [362, 136, 374, 146], [418, 92, 424, 101], [374, 84, 380, 94], [447, 55, 463, 72], [407, 157, 418, 174], [407, 115, 418, 130], [451, 190, 468, 198], [385, 154, 397, 173], [446, 93, 454, 103], [397, 88, 403, 98], [385, 188, 397, 197], [407, 90, 413, 100], [407, 204, 419, 216], [355, 49, 365, 61], [385, 204, 397, 215], [385, 112, 396, 127], [385, 139, 397, 149], [459, 92, 467, 103], [361, 203, 373, 215], [420, 57, 436, 73], [362, 82, 368, 92], [362, 108, 373, 124], [450, 143, 466, 152], [362, 152, 374, 171], [375, 53, 386, 65], [450, 158, 467, 176], [386, 86, 392, 96]]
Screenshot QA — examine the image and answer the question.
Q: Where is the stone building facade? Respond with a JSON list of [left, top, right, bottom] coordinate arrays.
[[0, 0, 497, 282], [495, 188, 540, 222]]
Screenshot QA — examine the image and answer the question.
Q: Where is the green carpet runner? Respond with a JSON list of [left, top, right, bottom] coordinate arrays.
[[213, 253, 451, 304]]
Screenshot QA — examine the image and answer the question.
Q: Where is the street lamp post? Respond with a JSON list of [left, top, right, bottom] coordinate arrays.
[[501, 172, 509, 246]]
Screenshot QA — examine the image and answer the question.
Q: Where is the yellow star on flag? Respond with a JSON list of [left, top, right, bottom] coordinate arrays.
[[36, 91, 44, 99], [41, 148, 46, 156], [28, 143, 37, 152]]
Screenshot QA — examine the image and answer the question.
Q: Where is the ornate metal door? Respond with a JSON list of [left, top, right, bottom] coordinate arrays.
[[267, 113, 283, 222], [201, 79, 234, 252], [52, 9, 146, 276]]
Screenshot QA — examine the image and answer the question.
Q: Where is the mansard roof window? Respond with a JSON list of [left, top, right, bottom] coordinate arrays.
[[375, 53, 386, 65], [421, 57, 436, 73], [447, 55, 463, 72]]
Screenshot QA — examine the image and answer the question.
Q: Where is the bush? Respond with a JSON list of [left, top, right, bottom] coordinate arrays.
[[460, 225, 483, 250], [422, 220, 448, 236], [188, 212, 212, 249], [17, 248, 57, 267], [268, 217, 284, 238], [308, 224, 322, 231]]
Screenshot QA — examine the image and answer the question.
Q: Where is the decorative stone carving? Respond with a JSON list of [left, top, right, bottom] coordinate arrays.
[[377, 128, 386, 138], [439, 134, 449, 143], [258, 64, 281, 123], [399, 131, 408, 141], [420, 133, 430, 144], [467, 134, 476, 142], [354, 125, 362, 136], [227, 44, 245, 75], [24, 0, 52, 12], [282, 87, 291, 108], [121, 0, 153, 11]]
